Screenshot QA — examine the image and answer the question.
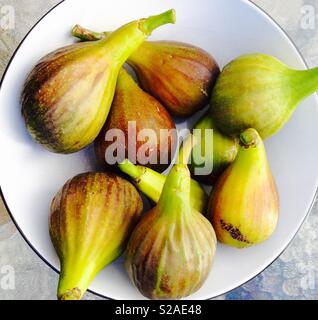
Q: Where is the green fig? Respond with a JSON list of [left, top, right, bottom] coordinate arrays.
[[189, 113, 238, 185], [208, 128, 279, 248], [22, 10, 176, 153], [49, 172, 143, 300], [72, 25, 220, 117], [118, 159, 208, 214], [94, 68, 177, 172], [125, 136, 216, 300], [210, 53, 318, 139]]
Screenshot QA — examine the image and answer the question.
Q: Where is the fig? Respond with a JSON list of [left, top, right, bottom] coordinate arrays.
[[49, 172, 143, 300], [208, 128, 279, 248], [21, 10, 176, 153], [94, 68, 177, 172], [118, 159, 208, 214], [125, 136, 216, 300], [189, 113, 238, 185], [210, 53, 318, 139], [72, 25, 220, 117]]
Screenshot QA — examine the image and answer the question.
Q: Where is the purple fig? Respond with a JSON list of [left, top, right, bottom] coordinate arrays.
[[94, 68, 177, 172]]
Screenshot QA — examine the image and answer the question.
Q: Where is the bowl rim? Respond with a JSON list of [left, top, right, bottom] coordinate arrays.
[[0, 0, 317, 300]]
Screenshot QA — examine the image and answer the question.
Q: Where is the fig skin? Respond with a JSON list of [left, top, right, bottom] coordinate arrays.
[[94, 69, 177, 172], [126, 206, 215, 299], [210, 54, 318, 139], [49, 172, 143, 300], [128, 41, 220, 117], [22, 41, 115, 153], [21, 10, 176, 153], [189, 113, 238, 185], [71, 26, 220, 118], [208, 129, 279, 248], [125, 136, 216, 300]]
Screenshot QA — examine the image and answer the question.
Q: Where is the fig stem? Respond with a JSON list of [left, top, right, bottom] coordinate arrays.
[[293, 67, 318, 102], [58, 288, 82, 300], [177, 134, 198, 166], [119, 159, 143, 180], [118, 160, 208, 213], [240, 128, 260, 148], [57, 262, 97, 301], [71, 24, 107, 41], [72, 10, 176, 42], [158, 135, 197, 216], [118, 160, 165, 203], [140, 9, 176, 35]]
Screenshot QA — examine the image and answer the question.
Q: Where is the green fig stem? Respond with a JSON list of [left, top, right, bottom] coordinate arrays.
[[119, 159, 165, 203], [118, 159, 208, 213], [240, 128, 261, 148], [95, 10, 175, 62], [177, 135, 197, 166], [119, 159, 143, 180], [71, 24, 107, 41], [71, 10, 176, 42], [139, 9, 176, 36], [293, 67, 318, 102], [237, 128, 266, 171], [57, 263, 97, 300], [158, 135, 197, 217]]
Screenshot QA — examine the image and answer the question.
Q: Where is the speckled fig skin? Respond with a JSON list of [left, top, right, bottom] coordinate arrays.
[[125, 137, 216, 300], [71, 27, 220, 118], [210, 54, 318, 139], [94, 69, 177, 172], [21, 10, 176, 153], [189, 113, 238, 185], [208, 129, 279, 248], [128, 41, 220, 117], [49, 172, 143, 300]]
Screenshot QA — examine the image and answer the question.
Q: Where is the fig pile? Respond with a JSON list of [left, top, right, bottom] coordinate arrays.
[[20, 7, 318, 300]]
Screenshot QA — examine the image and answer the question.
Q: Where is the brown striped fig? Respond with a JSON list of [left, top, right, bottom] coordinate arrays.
[[21, 10, 176, 153], [208, 128, 279, 248], [72, 25, 220, 117], [128, 41, 220, 117], [94, 68, 177, 172], [125, 136, 216, 300], [49, 172, 143, 300]]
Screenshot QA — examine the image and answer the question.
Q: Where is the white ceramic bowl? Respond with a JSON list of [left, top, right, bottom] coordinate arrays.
[[1, 0, 318, 300]]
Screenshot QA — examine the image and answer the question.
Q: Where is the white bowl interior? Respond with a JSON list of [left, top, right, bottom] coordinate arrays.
[[0, 0, 318, 299]]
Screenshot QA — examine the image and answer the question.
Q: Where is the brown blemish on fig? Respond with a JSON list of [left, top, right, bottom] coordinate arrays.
[[58, 287, 82, 300], [159, 274, 172, 294], [220, 220, 251, 244]]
